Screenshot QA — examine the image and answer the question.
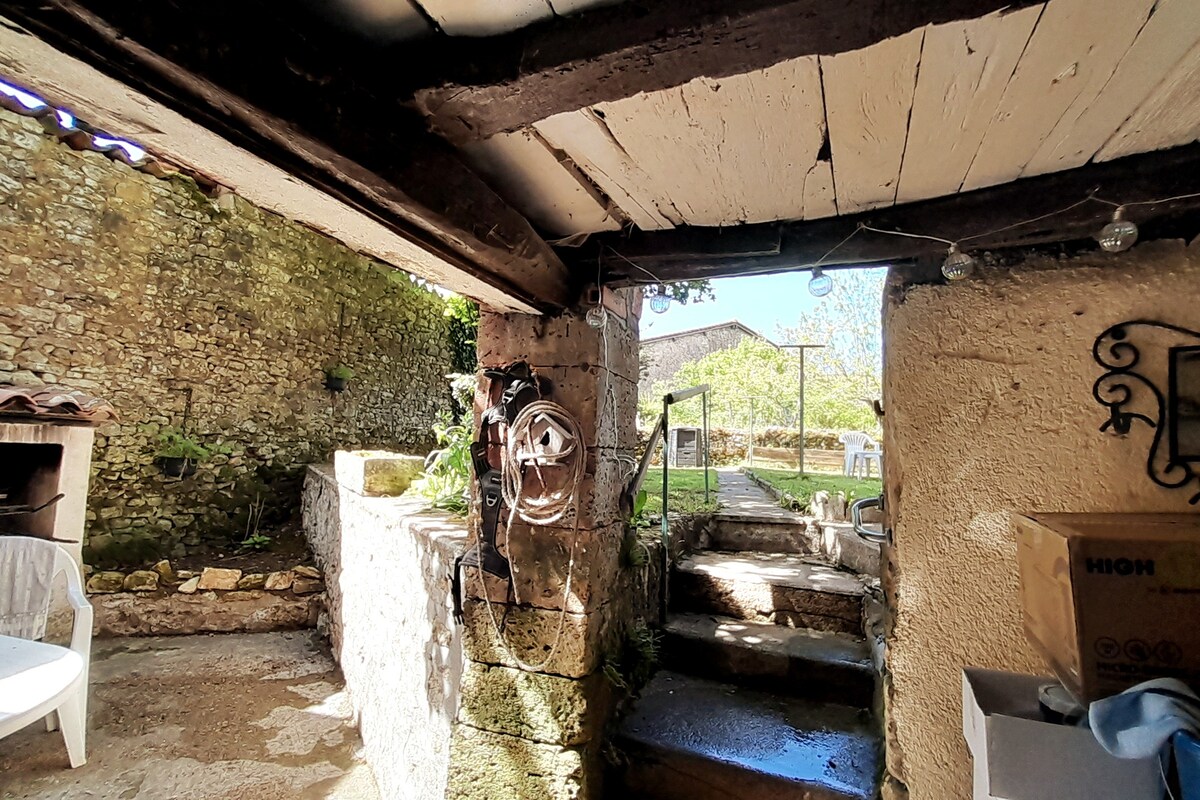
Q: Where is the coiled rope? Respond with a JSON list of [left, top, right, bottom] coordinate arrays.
[[474, 398, 585, 672]]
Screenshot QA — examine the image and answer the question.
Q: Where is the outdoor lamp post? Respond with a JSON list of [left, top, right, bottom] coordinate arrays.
[[780, 343, 824, 475]]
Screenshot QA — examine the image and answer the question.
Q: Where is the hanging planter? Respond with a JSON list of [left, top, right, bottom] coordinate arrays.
[[152, 429, 229, 479], [158, 456, 197, 478], [153, 427, 215, 478], [324, 365, 354, 393]]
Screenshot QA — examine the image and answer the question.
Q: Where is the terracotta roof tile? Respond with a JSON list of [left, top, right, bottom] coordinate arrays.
[[0, 385, 118, 425]]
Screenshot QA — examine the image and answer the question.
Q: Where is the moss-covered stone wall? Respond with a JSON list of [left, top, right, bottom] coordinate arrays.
[[0, 107, 454, 562]]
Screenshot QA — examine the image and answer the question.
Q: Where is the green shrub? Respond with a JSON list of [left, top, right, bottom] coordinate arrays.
[[412, 422, 472, 514], [155, 427, 213, 461]]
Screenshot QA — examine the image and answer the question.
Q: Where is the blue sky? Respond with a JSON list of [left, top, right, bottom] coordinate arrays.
[[639, 271, 855, 340]]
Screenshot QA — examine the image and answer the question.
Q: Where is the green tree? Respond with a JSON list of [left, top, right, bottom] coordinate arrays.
[[640, 267, 885, 433], [775, 267, 885, 431]]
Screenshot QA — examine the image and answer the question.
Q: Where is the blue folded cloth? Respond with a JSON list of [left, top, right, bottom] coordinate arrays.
[[1089, 678, 1200, 798]]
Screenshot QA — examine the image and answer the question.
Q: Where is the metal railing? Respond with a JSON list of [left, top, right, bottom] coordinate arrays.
[[626, 383, 711, 618]]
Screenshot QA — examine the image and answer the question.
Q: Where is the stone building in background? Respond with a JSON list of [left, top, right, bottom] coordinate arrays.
[[0, 106, 456, 564], [637, 321, 772, 400]]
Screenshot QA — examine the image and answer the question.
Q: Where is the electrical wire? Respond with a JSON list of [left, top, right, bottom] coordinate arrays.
[[599, 188, 1200, 286], [857, 224, 953, 246], [1098, 190, 1200, 209], [959, 194, 1100, 243]]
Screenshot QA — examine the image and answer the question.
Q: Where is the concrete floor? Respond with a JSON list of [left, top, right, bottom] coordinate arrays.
[[0, 632, 380, 800]]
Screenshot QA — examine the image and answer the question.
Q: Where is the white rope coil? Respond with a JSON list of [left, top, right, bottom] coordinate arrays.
[[475, 397, 586, 672], [501, 399, 586, 527]]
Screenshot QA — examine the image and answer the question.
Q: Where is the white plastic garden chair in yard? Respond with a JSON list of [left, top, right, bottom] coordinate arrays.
[[838, 431, 879, 476], [0, 535, 92, 768]]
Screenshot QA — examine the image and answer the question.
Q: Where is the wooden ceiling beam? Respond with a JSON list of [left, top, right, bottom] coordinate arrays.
[[587, 143, 1200, 284], [413, 0, 1044, 144], [4, 1, 575, 312]]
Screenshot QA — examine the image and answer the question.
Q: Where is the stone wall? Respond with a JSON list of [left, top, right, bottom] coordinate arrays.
[[0, 106, 454, 562], [302, 465, 465, 800], [881, 240, 1200, 800]]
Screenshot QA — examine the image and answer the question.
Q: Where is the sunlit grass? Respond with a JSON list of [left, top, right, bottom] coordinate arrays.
[[643, 468, 720, 515], [745, 468, 880, 511]]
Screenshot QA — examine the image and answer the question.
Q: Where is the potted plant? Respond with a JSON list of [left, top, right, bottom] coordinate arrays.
[[154, 427, 211, 478], [325, 365, 354, 392]]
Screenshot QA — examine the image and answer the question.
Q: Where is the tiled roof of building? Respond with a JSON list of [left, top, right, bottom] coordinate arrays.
[[641, 320, 773, 346], [0, 77, 172, 178], [0, 386, 118, 426]]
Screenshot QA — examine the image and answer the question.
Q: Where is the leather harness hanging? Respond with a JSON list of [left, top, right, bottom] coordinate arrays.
[[451, 361, 548, 622]]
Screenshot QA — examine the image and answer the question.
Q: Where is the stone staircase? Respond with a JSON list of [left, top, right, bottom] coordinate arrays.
[[610, 471, 883, 800]]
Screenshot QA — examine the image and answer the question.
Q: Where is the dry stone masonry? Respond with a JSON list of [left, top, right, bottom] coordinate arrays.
[[83, 558, 325, 636], [0, 106, 455, 562]]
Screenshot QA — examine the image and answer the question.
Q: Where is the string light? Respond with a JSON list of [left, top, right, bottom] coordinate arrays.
[[1097, 207, 1138, 253], [601, 189, 1200, 292], [649, 286, 671, 314], [941, 244, 976, 280], [808, 267, 833, 297], [585, 305, 608, 328]]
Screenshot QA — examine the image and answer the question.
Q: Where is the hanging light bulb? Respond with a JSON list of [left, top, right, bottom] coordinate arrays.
[[941, 243, 976, 281], [585, 305, 607, 328], [808, 268, 833, 297], [649, 286, 671, 314], [1097, 207, 1138, 253]]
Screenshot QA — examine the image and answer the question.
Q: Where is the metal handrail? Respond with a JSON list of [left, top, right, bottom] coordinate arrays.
[[850, 496, 887, 543], [625, 383, 711, 619]]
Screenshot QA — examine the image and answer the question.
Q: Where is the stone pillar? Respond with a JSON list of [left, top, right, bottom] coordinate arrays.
[[448, 289, 642, 800]]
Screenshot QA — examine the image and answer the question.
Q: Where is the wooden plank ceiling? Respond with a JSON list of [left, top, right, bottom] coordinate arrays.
[[440, 0, 1200, 239]]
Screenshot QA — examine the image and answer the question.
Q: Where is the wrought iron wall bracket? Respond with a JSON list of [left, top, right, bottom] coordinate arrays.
[[1092, 320, 1200, 504]]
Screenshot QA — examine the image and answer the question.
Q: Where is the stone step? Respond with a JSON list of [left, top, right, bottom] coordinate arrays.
[[613, 671, 881, 800], [709, 512, 818, 554], [671, 551, 867, 635], [662, 613, 875, 707], [815, 521, 882, 576]]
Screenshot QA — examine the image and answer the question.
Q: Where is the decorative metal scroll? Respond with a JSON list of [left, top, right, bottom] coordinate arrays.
[[1093, 320, 1200, 504]]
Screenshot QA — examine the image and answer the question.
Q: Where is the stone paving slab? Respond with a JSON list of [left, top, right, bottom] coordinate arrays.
[[0, 631, 379, 800], [715, 467, 807, 523]]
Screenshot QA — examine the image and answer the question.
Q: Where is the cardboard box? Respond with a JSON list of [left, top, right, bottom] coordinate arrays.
[[1016, 513, 1200, 702], [963, 668, 1161, 799]]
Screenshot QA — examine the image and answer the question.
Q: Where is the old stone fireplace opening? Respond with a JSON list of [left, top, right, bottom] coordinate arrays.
[[0, 441, 66, 540], [0, 388, 119, 569]]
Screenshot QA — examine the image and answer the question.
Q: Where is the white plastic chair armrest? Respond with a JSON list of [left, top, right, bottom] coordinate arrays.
[[66, 585, 93, 657], [57, 556, 93, 658]]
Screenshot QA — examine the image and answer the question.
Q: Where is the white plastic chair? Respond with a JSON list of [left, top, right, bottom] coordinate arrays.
[[0, 535, 92, 768], [838, 431, 878, 476]]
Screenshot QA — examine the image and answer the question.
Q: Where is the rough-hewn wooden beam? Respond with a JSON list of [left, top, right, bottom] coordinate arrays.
[[588, 143, 1200, 284], [413, 0, 1044, 143], [4, 1, 574, 312]]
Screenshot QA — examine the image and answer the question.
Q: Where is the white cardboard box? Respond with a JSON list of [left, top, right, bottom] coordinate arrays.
[[963, 668, 1162, 800]]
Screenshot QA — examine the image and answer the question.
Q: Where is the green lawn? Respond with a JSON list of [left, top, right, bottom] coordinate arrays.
[[642, 468, 719, 515], [744, 468, 880, 511]]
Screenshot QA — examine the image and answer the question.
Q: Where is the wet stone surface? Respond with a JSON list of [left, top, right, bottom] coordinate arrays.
[[617, 671, 881, 800]]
